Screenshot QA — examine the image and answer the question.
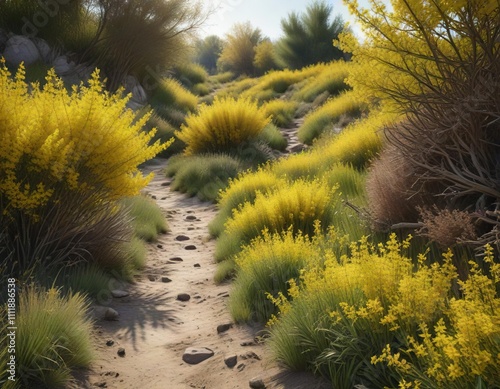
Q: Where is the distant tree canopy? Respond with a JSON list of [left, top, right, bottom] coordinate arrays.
[[217, 22, 263, 76], [193, 35, 223, 74], [277, 0, 347, 69], [253, 40, 280, 75]]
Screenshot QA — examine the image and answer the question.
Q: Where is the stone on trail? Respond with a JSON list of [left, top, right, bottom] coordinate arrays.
[[161, 276, 172, 283], [249, 377, 266, 389], [175, 235, 190, 241], [106, 340, 114, 347], [224, 354, 238, 368], [182, 347, 214, 364], [111, 290, 129, 298], [184, 245, 197, 250], [177, 293, 191, 302], [103, 308, 119, 321], [117, 348, 126, 357], [185, 215, 197, 221], [217, 323, 233, 334]]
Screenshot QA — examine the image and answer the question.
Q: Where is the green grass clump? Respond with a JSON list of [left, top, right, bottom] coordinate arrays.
[[191, 83, 211, 96], [174, 63, 209, 86], [215, 179, 340, 262], [210, 71, 236, 84], [261, 100, 299, 128], [0, 287, 93, 389], [229, 231, 319, 322], [144, 113, 184, 157], [176, 96, 271, 155], [298, 92, 365, 145], [122, 195, 168, 242], [166, 154, 243, 202], [258, 124, 288, 151], [323, 163, 366, 200], [150, 78, 198, 114]]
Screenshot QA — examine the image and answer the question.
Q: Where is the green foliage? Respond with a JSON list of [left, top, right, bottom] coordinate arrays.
[[277, 1, 347, 69], [230, 231, 318, 322], [176, 96, 271, 155], [258, 124, 288, 151], [193, 35, 224, 74], [122, 195, 168, 242], [0, 287, 93, 389], [150, 77, 198, 113], [217, 22, 263, 75], [144, 113, 185, 157], [173, 62, 209, 86], [261, 100, 298, 128], [298, 92, 365, 145], [166, 154, 243, 202], [210, 71, 236, 84]]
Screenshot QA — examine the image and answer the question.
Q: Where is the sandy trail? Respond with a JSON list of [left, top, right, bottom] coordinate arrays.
[[80, 123, 327, 389]]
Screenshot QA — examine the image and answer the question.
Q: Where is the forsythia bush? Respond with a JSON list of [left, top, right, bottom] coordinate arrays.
[[0, 63, 167, 215], [176, 96, 271, 155]]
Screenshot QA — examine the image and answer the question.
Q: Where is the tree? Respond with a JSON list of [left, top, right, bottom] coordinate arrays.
[[217, 22, 263, 75], [193, 35, 223, 74], [83, 0, 206, 90], [277, 1, 347, 69]]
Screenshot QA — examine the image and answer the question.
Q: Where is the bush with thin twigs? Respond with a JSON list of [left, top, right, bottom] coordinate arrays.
[[298, 92, 366, 145], [258, 124, 288, 151], [176, 96, 271, 155], [261, 100, 299, 128], [166, 154, 243, 202], [0, 287, 93, 389]]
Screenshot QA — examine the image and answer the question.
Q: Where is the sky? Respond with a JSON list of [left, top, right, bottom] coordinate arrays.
[[201, 0, 367, 42]]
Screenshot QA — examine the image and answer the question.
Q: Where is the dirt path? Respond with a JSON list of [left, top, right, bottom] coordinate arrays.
[[79, 154, 328, 389], [78, 119, 328, 389]]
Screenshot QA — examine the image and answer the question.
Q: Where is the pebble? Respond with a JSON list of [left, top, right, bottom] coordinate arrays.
[[224, 354, 238, 368], [185, 215, 197, 221], [148, 275, 156, 282], [249, 377, 266, 389], [117, 348, 126, 357], [194, 263, 201, 268], [217, 323, 233, 334], [182, 347, 214, 364], [184, 245, 197, 250], [106, 340, 114, 347], [161, 276, 172, 283], [177, 293, 191, 302], [169, 257, 183, 262], [157, 244, 163, 249], [175, 235, 190, 241], [103, 308, 119, 321], [111, 290, 129, 298]]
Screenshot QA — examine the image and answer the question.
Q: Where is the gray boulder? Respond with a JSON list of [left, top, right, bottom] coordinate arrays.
[[4, 35, 40, 66]]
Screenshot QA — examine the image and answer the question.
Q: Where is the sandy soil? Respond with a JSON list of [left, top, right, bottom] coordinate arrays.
[[77, 124, 327, 389]]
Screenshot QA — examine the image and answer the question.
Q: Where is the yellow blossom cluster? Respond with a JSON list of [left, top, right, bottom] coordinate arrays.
[[0, 62, 168, 216]]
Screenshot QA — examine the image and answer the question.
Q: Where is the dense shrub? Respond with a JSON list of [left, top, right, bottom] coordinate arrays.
[[253, 40, 280, 75], [122, 195, 168, 242], [176, 96, 270, 155], [258, 124, 288, 151], [173, 62, 209, 86], [150, 78, 198, 113], [0, 287, 93, 389]]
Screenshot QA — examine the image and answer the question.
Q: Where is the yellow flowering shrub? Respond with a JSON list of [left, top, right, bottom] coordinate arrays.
[[0, 63, 167, 215], [176, 96, 271, 155], [215, 179, 341, 261], [151, 77, 198, 113], [269, 235, 500, 388]]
